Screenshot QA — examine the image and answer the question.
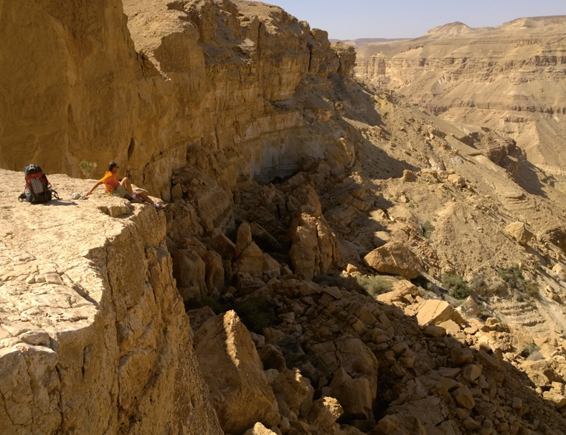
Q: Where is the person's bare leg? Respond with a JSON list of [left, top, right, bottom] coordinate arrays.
[[134, 189, 153, 204], [120, 177, 134, 196]]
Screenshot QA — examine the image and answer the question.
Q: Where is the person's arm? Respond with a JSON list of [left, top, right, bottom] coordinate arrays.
[[85, 181, 103, 196]]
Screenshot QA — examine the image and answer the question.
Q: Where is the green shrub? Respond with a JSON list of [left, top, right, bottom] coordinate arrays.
[[422, 220, 435, 239], [498, 265, 539, 297], [442, 273, 472, 300], [357, 275, 393, 298], [79, 160, 97, 178], [498, 265, 523, 283]]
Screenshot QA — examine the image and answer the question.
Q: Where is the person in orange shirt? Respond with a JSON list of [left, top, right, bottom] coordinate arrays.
[[85, 161, 166, 209]]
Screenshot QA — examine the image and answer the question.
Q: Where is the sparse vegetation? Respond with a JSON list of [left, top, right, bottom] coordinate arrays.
[[442, 273, 472, 300], [498, 264, 523, 282], [357, 275, 393, 298], [469, 274, 487, 294], [522, 343, 543, 361], [422, 220, 435, 239], [498, 264, 539, 297], [79, 161, 97, 179]]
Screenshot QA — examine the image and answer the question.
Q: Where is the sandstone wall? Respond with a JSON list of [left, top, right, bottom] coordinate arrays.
[[0, 0, 353, 200], [0, 171, 222, 434]]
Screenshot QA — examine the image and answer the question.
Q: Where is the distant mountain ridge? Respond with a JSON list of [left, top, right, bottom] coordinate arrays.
[[330, 37, 408, 47]]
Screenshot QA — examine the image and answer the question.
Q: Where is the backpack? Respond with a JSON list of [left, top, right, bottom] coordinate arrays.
[[18, 164, 59, 204]]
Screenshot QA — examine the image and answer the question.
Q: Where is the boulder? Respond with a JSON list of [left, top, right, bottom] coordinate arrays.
[[363, 242, 422, 279], [236, 242, 264, 277], [236, 223, 253, 258], [193, 311, 280, 434], [377, 280, 418, 304], [98, 197, 132, 217], [462, 364, 482, 383], [538, 225, 566, 252], [243, 423, 277, 435], [402, 170, 417, 182], [262, 254, 281, 279], [423, 325, 446, 338], [202, 250, 225, 292], [452, 386, 475, 410], [308, 397, 343, 434], [289, 185, 340, 279], [385, 396, 447, 429], [271, 369, 310, 417], [505, 222, 534, 245], [456, 296, 482, 319], [259, 344, 287, 372], [329, 368, 373, 420], [171, 183, 183, 201], [332, 377, 372, 420], [211, 234, 237, 260], [172, 249, 207, 302], [335, 336, 378, 388], [187, 306, 217, 334], [416, 300, 464, 326]]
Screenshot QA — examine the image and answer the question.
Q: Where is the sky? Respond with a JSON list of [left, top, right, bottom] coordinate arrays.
[[263, 0, 566, 40]]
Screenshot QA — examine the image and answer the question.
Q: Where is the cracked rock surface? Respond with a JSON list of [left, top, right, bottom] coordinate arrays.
[[0, 169, 222, 435]]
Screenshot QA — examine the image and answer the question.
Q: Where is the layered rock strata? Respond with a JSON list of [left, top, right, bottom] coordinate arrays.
[[0, 0, 355, 200], [354, 16, 566, 176]]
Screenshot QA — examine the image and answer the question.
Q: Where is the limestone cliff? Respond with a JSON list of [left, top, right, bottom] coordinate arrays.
[[0, 171, 222, 434], [0, 0, 355, 200]]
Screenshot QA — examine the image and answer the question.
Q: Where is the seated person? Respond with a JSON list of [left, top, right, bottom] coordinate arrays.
[[85, 161, 165, 209]]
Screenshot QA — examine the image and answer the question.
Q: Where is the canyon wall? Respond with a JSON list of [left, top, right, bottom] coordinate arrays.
[[0, 0, 354, 200], [354, 17, 566, 176]]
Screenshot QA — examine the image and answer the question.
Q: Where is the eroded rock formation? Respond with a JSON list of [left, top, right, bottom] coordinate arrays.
[[0, 171, 221, 434], [0, 0, 356, 201], [354, 16, 566, 176]]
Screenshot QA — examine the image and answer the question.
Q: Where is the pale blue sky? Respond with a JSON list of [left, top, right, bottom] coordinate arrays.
[[264, 0, 566, 39]]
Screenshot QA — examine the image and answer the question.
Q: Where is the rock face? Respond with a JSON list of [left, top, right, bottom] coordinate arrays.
[[193, 310, 281, 434], [0, 0, 354, 200], [354, 16, 566, 176], [289, 184, 341, 279], [0, 170, 222, 434]]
